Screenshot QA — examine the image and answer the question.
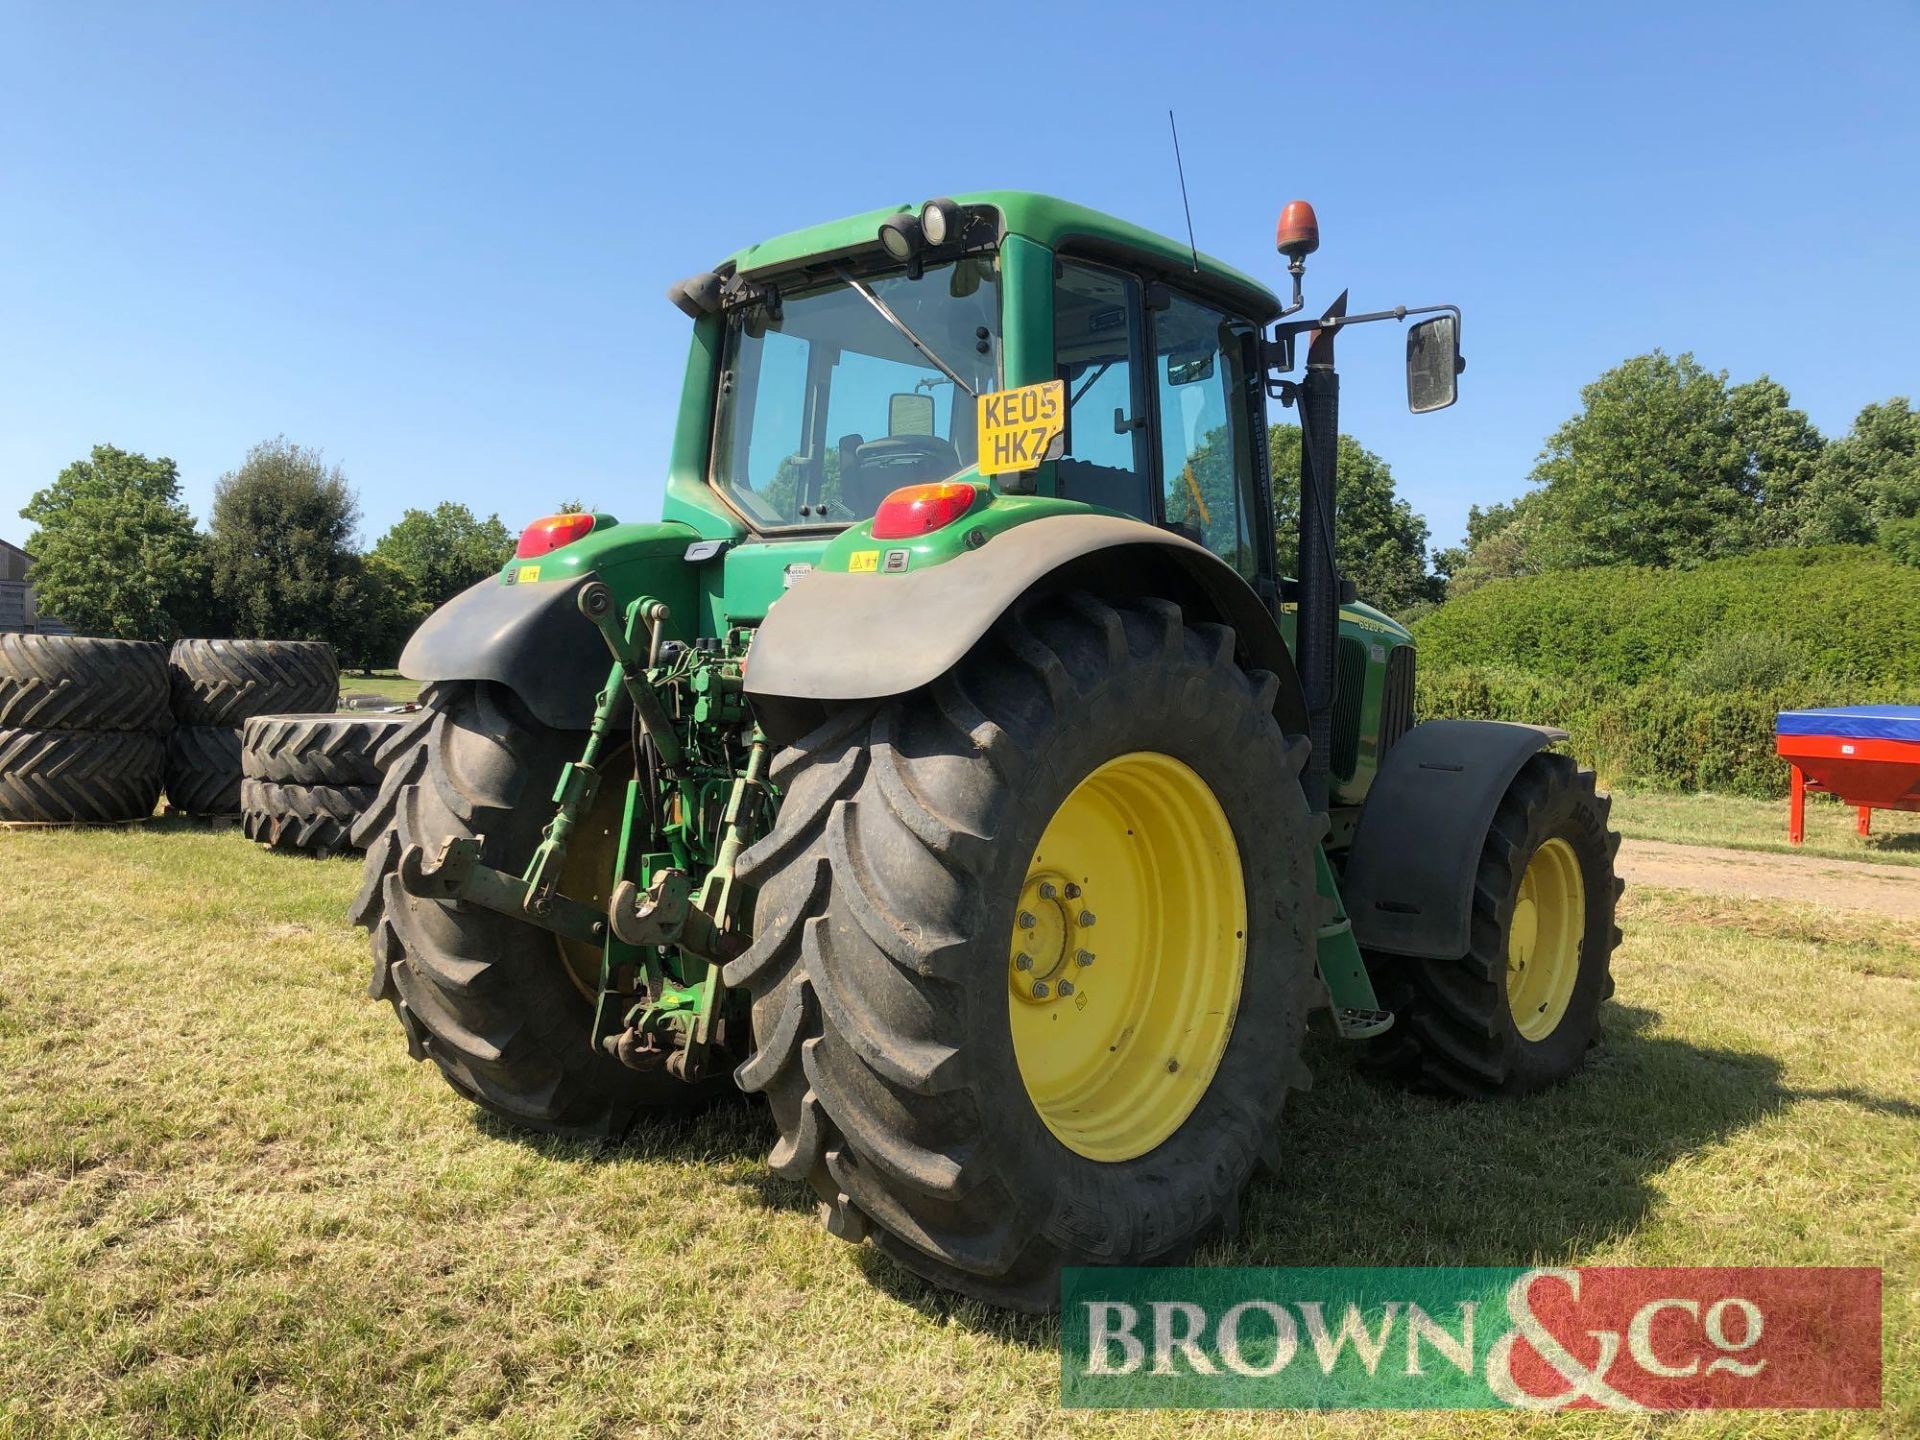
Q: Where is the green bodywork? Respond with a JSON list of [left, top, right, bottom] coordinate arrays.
[[460, 192, 1420, 1059]]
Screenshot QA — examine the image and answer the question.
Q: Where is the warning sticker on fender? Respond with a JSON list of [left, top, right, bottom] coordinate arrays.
[[978, 380, 1067, 476]]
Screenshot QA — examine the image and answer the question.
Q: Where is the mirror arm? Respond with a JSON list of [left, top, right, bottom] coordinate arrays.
[[1273, 300, 1459, 343], [1266, 300, 1461, 394]]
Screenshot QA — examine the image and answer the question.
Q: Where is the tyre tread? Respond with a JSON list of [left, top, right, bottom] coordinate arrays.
[[0, 635, 170, 732]]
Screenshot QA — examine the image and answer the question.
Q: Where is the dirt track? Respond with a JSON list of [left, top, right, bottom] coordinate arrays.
[[1618, 838, 1920, 920]]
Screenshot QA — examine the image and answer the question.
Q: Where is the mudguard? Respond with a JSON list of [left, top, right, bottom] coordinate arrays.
[[744, 514, 1308, 736], [399, 574, 603, 731], [1340, 718, 1569, 960]]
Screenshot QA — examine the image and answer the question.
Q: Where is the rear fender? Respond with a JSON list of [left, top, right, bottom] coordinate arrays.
[[399, 522, 700, 731], [399, 576, 607, 731], [1340, 719, 1568, 960], [744, 514, 1306, 745]]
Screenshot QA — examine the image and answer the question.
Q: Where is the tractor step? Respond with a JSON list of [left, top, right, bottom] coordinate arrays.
[[1333, 1006, 1396, 1040]]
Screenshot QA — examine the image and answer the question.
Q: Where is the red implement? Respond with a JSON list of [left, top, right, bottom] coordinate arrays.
[[1775, 706, 1920, 844]]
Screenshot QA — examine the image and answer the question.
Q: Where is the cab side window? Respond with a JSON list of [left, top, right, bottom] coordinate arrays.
[[1154, 292, 1259, 580], [1051, 262, 1152, 518]]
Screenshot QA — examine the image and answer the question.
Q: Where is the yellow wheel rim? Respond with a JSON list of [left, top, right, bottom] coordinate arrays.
[[1007, 751, 1247, 1162], [1506, 836, 1585, 1041]]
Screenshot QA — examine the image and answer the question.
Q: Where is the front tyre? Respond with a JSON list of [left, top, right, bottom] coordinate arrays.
[[731, 593, 1318, 1310], [1367, 751, 1622, 1097]]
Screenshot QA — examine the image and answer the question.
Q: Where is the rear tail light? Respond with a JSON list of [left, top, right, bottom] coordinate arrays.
[[870, 482, 976, 541], [515, 513, 596, 559]]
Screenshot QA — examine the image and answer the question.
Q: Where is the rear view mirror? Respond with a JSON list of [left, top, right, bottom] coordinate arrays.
[[1406, 313, 1462, 413], [888, 392, 935, 436], [1167, 349, 1216, 386]]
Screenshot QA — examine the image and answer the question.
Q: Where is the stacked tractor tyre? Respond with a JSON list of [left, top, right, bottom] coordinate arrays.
[[0, 635, 171, 823], [165, 640, 339, 816], [242, 713, 403, 856]]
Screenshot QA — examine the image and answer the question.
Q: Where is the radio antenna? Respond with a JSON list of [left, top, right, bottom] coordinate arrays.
[[1168, 109, 1200, 273]]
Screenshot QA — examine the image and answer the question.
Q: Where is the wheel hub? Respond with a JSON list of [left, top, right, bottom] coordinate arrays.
[[1010, 874, 1095, 1000]]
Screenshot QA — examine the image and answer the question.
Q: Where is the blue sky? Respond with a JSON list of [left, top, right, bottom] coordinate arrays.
[[2, 2, 1915, 559]]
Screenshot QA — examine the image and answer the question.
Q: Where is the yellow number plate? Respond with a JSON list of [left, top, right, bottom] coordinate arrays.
[[516, 565, 541, 583], [977, 380, 1066, 477], [848, 549, 880, 573]]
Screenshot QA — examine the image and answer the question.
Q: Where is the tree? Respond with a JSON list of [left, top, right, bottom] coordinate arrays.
[[1795, 398, 1920, 543], [206, 438, 362, 642], [1267, 424, 1440, 615], [1525, 352, 1823, 569], [1433, 496, 1543, 598], [1529, 352, 1741, 569], [331, 553, 424, 674], [1881, 516, 1920, 568], [371, 502, 515, 610], [1731, 376, 1825, 546], [18, 444, 210, 640]]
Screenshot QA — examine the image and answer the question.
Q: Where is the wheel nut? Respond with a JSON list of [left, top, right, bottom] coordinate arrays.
[[1032, 981, 1050, 999], [1064, 883, 1082, 899], [1014, 952, 1034, 971], [1079, 910, 1096, 927], [1075, 949, 1094, 967], [1018, 910, 1038, 929], [1058, 980, 1075, 997], [1037, 882, 1057, 900]]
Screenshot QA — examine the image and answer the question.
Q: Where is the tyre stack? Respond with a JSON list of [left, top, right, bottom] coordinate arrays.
[[165, 640, 339, 816], [0, 635, 171, 823], [242, 713, 405, 856]]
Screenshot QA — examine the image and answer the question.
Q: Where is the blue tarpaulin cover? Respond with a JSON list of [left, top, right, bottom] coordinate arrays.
[[1776, 705, 1920, 742]]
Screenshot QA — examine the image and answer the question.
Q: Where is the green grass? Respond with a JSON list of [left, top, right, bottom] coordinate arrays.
[[334, 671, 423, 707], [1, 823, 1914, 1437], [1612, 788, 1920, 867]]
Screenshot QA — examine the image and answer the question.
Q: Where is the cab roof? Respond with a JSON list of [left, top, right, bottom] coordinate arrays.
[[722, 189, 1283, 324]]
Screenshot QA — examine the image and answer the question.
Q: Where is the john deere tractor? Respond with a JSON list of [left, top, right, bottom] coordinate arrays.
[[350, 192, 1620, 1310]]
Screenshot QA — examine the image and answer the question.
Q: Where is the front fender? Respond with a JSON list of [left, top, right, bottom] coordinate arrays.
[[744, 514, 1307, 738], [1341, 719, 1568, 960]]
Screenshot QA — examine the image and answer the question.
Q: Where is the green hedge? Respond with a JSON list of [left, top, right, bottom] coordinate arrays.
[[1411, 545, 1920, 689], [1416, 665, 1908, 798]]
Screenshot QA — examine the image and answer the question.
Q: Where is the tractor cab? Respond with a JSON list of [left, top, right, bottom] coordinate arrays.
[[662, 196, 1451, 664], [665, 193, 1283, 597]]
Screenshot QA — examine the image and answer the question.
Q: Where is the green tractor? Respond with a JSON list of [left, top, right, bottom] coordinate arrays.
[[350, 192, 1620, 1310]]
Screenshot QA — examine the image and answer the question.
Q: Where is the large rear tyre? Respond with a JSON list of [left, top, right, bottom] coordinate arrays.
[[1365, 751, 1621, 1097], [168, 639, 339, 726], [0, 727, 164, 822], [348, 680, 722, 1137], [163, 725, 243, 816], [243, 713, 406, 787], [0, 635, 170, 732], [731, 593, 1318, 1310], [242, 778, 375, 856]]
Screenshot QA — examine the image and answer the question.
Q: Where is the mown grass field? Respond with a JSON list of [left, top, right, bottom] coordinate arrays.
[[1, 807, 1914, 1437], [333, 671, 423, 708], [1614, 789, 1920, 867]]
